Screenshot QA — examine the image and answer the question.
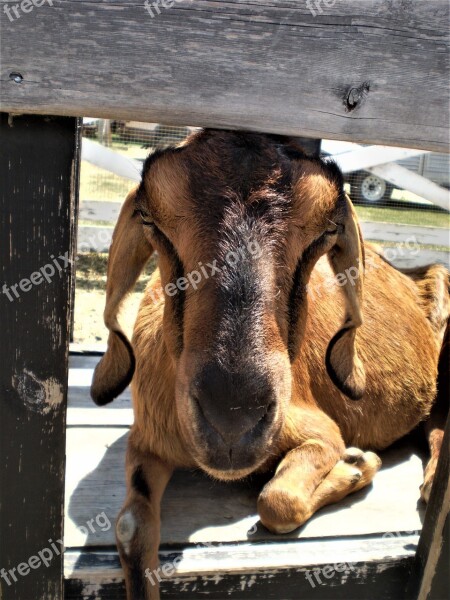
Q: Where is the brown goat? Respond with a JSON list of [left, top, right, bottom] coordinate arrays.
[[91, 130, 449, 600]]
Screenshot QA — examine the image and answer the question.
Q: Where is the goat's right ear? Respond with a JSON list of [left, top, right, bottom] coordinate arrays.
[[325, 194, 366, 400], [91, 187, 153, 405]]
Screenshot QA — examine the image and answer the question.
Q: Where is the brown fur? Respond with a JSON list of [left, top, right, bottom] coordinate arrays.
[[91, 130, 449, 599]]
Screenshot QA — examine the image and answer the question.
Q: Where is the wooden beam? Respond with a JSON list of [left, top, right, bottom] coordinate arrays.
[[65, 535, 418, 599], [0, 113, 79, 599], [407, 416, 450, 599], [1, 1, 449, 151]]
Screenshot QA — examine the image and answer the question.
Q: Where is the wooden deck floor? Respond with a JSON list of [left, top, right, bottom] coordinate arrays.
[[65, 354, 427, 599]]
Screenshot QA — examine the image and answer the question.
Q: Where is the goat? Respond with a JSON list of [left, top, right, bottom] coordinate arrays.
[[91, 130, 449, 600]]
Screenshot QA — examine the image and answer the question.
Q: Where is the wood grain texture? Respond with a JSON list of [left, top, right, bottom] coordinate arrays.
[[0, 114, 79, 600], [64, 535, 418, 599], [407, 416, 450, 600], [1, 1, 449, 151]]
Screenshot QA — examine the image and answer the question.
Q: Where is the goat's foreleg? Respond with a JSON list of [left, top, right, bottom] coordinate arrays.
[[116, 439, 173, 600], [257, 411, 381, 534]]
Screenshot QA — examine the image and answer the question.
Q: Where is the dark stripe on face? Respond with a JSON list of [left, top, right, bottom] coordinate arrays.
[[131, 465, 151, 499], [151, 227, 185, 356], [218, 250, 262, 341], [288, 233, 331, 360], [167, 248, 185, 356], [211, 217, 268, 364]]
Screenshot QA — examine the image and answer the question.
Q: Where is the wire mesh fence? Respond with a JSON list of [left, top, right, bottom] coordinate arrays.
[[80, 119, 449, 229], [80, 120, 198, 202]]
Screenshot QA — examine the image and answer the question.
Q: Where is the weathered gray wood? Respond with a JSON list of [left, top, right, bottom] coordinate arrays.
[[64, 534, 418, 599], [407, 416, 450, 600], [0, 114, 79, 600], [1, 1, 449, 151]]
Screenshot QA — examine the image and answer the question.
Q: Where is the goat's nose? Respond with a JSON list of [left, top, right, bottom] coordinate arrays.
[[191, 363, 276, 445]]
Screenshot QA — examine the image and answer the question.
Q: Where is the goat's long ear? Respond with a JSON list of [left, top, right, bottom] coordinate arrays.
[[325, 194, 366, 400], [91, 187, 153, 405]]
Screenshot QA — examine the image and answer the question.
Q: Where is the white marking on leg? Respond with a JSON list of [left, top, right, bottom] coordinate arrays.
[[116, 510, 137, 555]]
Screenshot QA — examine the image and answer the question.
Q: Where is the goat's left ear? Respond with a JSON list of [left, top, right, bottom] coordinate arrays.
[[91, 187, 153, 406], [325, 194, 366, 400]]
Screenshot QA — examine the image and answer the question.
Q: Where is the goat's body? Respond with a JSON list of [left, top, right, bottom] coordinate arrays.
[[131, 244, 444, 468], [93, 130, 449, 598]]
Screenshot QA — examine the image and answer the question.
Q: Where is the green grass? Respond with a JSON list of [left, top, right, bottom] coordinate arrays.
[[354, 205, 450, 229]]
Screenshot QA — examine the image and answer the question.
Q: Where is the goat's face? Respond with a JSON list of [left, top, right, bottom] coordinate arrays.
[[92, 130, 365, 480]]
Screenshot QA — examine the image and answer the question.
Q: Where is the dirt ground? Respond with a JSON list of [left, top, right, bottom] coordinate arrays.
[[73, 253, 156, 347]]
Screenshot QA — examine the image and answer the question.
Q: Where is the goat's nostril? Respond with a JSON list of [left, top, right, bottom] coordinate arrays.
[[192, 394, 228, 444], [190, 364, 277, 447]]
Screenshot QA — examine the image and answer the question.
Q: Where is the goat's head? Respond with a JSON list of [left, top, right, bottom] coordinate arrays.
[[91, 130, 365, 480]]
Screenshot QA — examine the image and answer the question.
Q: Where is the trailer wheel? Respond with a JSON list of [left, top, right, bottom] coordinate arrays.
[[352, 173, 394, 203]]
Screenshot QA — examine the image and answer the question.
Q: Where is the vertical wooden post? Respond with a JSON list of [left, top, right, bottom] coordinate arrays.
[[407, 415, 450, 599], [0, 113, 80, 599]]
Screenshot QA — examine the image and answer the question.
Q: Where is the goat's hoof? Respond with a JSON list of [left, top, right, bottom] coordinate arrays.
[[343, 447, 364, 464], [420, 457, 437, 503], [343, 448, 381, 472]]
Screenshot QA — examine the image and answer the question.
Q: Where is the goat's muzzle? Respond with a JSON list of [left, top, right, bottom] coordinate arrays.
[[185, 362, 280, 477]]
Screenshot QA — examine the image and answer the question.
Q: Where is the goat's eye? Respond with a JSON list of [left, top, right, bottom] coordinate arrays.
[[137, 209, 155, 227], [325, 221, 342, 235]]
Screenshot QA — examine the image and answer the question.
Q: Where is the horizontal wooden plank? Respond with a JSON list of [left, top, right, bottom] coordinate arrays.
[[65, 535, 418, 599], [1, 1, 449, 151], [64, 425, 425, 549]]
